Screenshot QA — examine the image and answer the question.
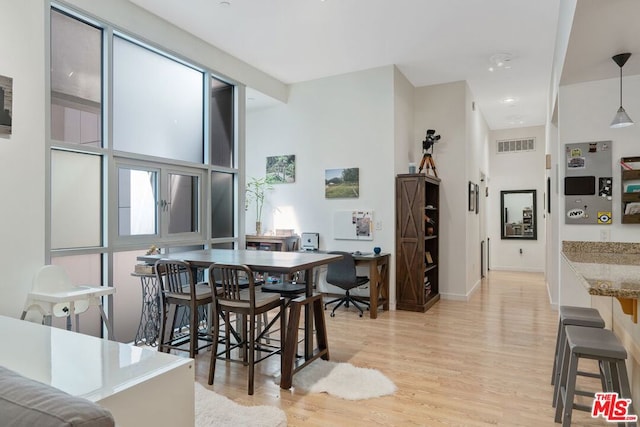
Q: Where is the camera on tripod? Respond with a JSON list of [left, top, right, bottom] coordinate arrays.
[[422, 129, 441, 153], [418, 129, 441, 177]]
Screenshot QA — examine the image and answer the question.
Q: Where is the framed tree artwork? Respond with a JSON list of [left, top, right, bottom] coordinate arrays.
[[266, 155, 295, 184]]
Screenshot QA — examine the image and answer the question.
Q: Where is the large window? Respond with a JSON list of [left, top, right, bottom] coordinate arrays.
[[49, 6, 240, 339], [112, 36, 204, 163], [50, 9, 102, 146], [116, 163, 201, 240], [51, 150, 102, 249], [210, 78, 234, 167]]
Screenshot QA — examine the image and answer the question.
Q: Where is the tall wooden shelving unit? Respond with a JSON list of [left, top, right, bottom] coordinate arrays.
[[395, 173, 441, 312]]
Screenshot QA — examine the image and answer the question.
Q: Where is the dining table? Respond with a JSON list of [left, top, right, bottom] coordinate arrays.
[[137, 248, 342, 362]]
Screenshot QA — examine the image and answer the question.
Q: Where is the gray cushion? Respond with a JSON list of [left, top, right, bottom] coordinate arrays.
[[0, 365, 115, 427]]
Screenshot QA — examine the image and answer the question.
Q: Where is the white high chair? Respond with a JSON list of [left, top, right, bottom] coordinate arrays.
[[20, 265, 115, 339]]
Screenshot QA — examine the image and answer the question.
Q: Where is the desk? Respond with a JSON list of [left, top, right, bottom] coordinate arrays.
[[0, 315, 194, 426], [352, 253, 390, 319], [21, 285, 115, 340], [137, 249, 342, 359]]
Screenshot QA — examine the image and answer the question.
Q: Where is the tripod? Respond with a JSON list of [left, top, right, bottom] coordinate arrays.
[[418, 152, 438, 177]]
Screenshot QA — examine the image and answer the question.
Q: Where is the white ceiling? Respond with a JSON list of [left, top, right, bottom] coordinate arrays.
[[127, 0, 563, 130], [561, 0, 640, 86]]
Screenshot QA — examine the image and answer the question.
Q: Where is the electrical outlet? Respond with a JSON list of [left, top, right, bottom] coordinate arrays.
[[600, 229, 610, 241], [375, 220, 383, 230]]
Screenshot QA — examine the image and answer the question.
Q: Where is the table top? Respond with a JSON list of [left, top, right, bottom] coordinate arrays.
[[138, 248, 342, 273], [0, 315, 191, 402], [28, 286, 115, 303], [562, 251, 640, 298], [298, 249, 390, 261]]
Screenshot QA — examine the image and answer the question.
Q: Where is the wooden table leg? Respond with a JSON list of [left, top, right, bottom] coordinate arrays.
[[367, 255, 389, 319], [369, 261, 380, 319], [379, 257, 389, 311], [304, 267, 313, 359]]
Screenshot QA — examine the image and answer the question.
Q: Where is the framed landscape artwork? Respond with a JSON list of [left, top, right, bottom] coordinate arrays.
[[325, 168, 359, 199], [266, 155, 295, 184]]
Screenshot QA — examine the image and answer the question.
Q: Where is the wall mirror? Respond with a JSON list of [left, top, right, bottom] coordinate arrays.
[[500, 189, 537, 240]]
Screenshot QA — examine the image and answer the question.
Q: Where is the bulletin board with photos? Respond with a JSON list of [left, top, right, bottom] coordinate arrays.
[[564, 141, 612, 225]]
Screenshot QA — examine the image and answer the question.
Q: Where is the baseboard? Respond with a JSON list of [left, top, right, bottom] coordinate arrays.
[[490, 266, 545, 273], [440, 279, 482, 302], [439, 292, 468, 301]]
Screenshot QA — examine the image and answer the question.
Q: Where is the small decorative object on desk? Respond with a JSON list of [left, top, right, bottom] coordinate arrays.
[[146, 245, 160, 255], [373, 247, 381, 255]]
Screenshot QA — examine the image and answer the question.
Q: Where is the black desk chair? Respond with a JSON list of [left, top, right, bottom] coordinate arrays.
[[323, 251, 370, 317]]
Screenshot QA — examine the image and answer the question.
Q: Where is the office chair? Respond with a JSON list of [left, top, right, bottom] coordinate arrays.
[[323, 251, 370, 317]]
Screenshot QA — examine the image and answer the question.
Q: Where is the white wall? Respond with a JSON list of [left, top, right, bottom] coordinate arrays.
[[488, 126, 546, 272], [414, 82, 469, 300], [556, 75, 640, 305], [393, 67, 415, 175], [246, 66, 396, 300], [559, 76, 640, 242], [545, 0, 576, 308], [546, 121, 559, 306], [0, 0, 47, 317], [465, 85, 490, 296]]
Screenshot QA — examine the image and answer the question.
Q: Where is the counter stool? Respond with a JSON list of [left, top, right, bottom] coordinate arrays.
[[555, 325, 636, 427], [552, 306, 605, 406]]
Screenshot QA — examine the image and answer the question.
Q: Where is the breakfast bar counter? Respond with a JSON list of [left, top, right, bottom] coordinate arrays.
[[562, 241, 640, 322], [561, 240, 640, 405]]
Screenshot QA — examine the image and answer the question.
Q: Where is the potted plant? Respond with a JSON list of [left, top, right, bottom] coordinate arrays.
[[245, 177, 273, 235]]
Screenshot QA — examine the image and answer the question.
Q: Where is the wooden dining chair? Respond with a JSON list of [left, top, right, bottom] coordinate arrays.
[[208, 263, 284, 395], [154, 259, 214, 358]]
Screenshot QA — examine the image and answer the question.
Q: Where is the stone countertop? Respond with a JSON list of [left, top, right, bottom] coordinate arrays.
[[562, 241, 640, 299]]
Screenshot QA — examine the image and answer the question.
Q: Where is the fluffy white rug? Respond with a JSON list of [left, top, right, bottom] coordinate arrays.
[[288, 359, 397, 400], [194, 382, 287, 427]]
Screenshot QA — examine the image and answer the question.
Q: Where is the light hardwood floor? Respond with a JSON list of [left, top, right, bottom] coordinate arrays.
[[192, 271, 610, 426]]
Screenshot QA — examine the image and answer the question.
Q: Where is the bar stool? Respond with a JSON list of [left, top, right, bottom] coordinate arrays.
[[551, 306, 605, 406], [555, 325, 636, 427]]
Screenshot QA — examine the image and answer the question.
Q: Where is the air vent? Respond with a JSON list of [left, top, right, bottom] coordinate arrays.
[[497, 138, 535, 154]]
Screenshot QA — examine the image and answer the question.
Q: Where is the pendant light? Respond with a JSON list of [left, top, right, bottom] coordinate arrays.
[[610, 53, 634, 128]]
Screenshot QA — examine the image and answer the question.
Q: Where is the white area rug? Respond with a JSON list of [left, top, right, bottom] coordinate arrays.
[[195, 382, 287, 427], [288, 359, 397, 400]]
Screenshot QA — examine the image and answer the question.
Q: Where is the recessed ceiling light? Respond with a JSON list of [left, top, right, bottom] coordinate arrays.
[[507, 115, 525, 125], [501, 97, 517, 104], [488, 53, 513, 72], [219, 1, 231, 7]]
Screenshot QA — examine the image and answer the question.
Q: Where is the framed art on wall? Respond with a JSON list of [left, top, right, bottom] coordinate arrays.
[[266, 155, 295, 184], [0, 74, 13, 137], [468, 181, 475, 212], [325, 168, 359, 199]]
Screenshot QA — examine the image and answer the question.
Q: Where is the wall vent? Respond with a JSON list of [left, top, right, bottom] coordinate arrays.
[[497, 137, 535, 153]]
